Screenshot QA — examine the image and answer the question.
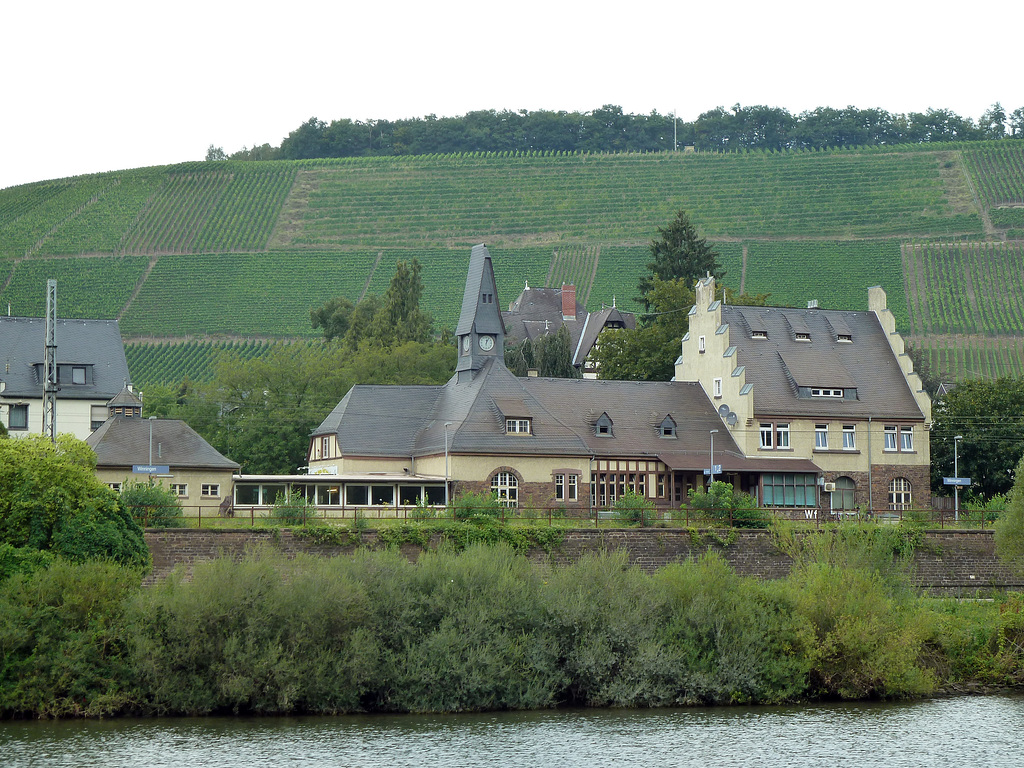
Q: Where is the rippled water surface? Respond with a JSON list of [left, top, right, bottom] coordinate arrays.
[[3, 696, 1023, 767]]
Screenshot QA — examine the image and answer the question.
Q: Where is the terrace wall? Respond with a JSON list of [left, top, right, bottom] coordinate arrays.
[[143, 528, 1024, 596]]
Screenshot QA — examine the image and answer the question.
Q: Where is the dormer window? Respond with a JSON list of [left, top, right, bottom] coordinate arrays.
[[752, 330, 768, 339], [659, 416, 677, 438], [505, 418, 531, 434], [595, 413, 613, 436], [837, 333, 852, 343], [811, 388, 843, 398], [481, 293, 494, 304], [795, 332, 811, 342], [71, 366, 87, 385]]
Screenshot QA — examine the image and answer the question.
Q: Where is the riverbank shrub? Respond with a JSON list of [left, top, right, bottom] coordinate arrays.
[[4, 531, 1024, 718], [0, 559, 142, 717]]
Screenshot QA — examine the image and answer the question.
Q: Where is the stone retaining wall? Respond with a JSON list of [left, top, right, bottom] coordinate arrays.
[[143, 528, 1024, 595]]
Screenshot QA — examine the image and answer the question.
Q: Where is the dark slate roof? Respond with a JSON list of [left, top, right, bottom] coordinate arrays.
[[572, 306, 636, 366], [313, 358, 819, 474], [86, 417, 240, 470], [0, 316, 130, 399], [503, 286, 586, 344], [723, 305, 924, 420], [455, 244, 504, 337], [316, 385, 446, 458]]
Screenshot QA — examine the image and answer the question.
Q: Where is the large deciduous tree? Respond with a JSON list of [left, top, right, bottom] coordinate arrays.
[[0, 435, 149, 567], [930, 378, 1024, 500]]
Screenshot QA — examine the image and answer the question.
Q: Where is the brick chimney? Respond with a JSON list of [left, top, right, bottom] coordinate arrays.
[[561, 284, 576, 321]]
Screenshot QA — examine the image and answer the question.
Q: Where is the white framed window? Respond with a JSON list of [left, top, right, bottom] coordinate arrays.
[[108, 482, 122, 493], [842, 425, 856, 450], [795, 332, 811, 342], [201, 483, 220, 497], [752, 330, 768, 339], [815, 424, 828, 449], [811, 388, 843, 398], [505, 418, 531, 434], [713, 378, 723, 398], [491, 472, 518, 507], [889, 477, 912, 511], [170, 483, 188, 497], [322, 436, 330, 458], [698, 335, 706, 353], [884, 425, 915, 452], [760, 422, 791, 449], [554, 473, 578, 502], [776, 423, 790, 449]]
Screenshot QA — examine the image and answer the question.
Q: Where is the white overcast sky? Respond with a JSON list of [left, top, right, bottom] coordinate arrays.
[[2, 0, 1020, 190]]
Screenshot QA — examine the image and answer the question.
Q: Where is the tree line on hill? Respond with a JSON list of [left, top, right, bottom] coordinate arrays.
[[209, 102, 1024, 161]]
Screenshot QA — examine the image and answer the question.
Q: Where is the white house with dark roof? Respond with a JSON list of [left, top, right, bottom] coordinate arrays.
[[0, 316, 131, 440], [305, 245, 821, 514], [676, 275, 931, 513]]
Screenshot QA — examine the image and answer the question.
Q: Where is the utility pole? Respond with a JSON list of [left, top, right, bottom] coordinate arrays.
[[43, 280, 57, 442]]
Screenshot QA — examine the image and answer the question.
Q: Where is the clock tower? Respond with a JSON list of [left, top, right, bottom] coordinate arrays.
[[455, 244, 505, 381]]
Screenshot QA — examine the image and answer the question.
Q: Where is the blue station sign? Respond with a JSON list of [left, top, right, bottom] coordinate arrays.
[[133, 464, 170, 474]]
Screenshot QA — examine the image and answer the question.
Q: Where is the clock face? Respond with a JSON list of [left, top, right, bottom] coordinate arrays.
[[479, 335, 494, 351], [461, 336, 471, 353]]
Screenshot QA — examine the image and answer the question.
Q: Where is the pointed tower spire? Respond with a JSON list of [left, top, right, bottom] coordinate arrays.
[[455, 244, 506, 381]]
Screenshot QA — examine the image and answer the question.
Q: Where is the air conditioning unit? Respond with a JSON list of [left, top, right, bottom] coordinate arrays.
[[823, 482, 837, 492]]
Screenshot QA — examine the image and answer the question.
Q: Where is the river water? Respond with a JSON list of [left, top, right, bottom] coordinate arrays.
[[3, 695, 1022, 767]]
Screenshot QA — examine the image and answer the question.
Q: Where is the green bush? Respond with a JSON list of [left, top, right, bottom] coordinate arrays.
[[0, 543, 54, 581], [687, 481, 767, 528], [0, 434, 149, 567], [120, 480, 185, 528], [612, 490, 655, 526], [0, 559, 142, 717], [271, 494, 317, 526], [449, 490, 504, 522]]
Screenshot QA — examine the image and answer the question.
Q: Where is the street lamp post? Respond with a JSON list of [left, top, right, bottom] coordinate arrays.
[[709, 429, 719, 486], [148, 416, 157, 476], [444, 422, 453, 507], [954, 434, 963, 523]]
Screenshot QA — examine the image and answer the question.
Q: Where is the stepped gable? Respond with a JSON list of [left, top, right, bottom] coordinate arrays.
[[724, 305, 924, 420]]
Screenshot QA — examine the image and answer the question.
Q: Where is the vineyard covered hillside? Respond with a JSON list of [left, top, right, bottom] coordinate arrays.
[[2, 142, 1023, 385]]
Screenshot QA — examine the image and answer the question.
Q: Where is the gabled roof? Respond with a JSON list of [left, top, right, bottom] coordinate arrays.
[[724, 305, 924, 420], [572, 306, 636, 366], [313, 357, 821, 472], [0, 316, 130, 400], [86, 417, 239, 470]]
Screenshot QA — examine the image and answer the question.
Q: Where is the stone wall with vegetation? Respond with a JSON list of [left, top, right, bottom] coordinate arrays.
[[144, 527, 1024, 595]]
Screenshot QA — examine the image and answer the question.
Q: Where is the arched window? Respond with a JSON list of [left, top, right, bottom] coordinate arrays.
[[834, 476, 856, 510], [888, 477, 912, 511], [491, 472, 519, 507]]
